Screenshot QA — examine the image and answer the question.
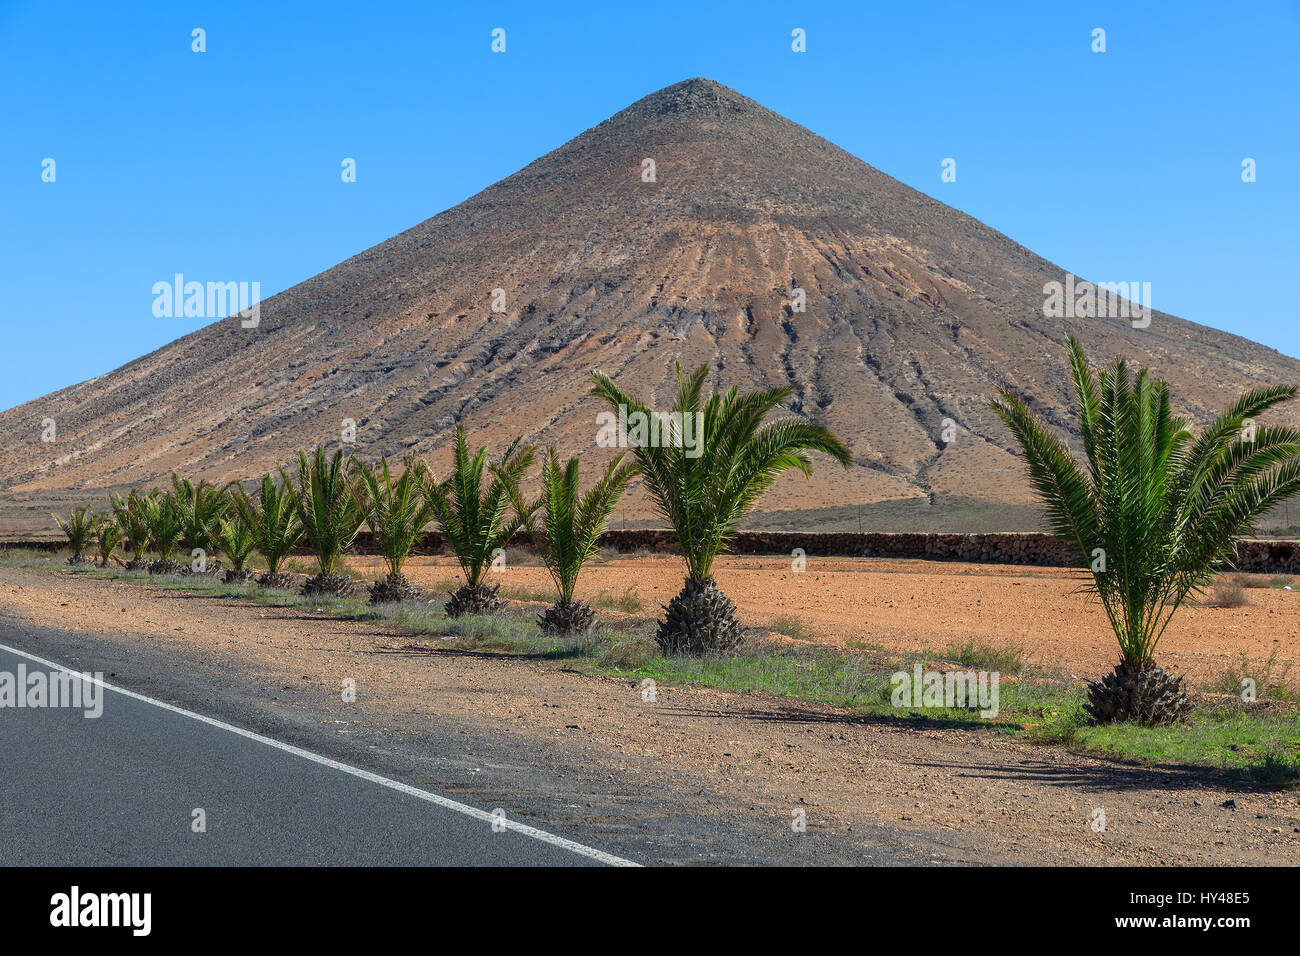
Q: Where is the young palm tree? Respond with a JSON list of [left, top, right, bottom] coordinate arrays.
[[216, 511, 258, 583], [591, 363, 853, 653], [92, 514, 123, 567], [522, 449, 636, 634], [991, 335, 1300, 725], [352, 455, 435, 603], [143, 491, 185, 574], [231, 473, 303, 588], [421, 426, 536, 616], [111, 490, 153, 569], [52, 506, 95, 564], [293, 446, 365, 595], [171, 475, 229, 573]]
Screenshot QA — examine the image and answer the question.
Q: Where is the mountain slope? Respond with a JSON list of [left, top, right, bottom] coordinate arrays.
[[3, 77, 1298, 536]]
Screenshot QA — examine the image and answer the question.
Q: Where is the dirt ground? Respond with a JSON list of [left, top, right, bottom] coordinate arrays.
[[1, 563, 1298, 865], [346, 554, 1300, 688]]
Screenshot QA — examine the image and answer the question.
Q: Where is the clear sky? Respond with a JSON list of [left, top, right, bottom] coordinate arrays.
[[2, 0, 1296, 412]]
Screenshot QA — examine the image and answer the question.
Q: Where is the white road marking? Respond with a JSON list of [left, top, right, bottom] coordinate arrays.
[[0, 640, 639, 867]]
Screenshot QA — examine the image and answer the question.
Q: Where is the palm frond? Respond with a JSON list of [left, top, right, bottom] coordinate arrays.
[[993, 338, 1300, 667], [591, 363, 852, 580], [352, 455, 435, 576], [92, 514, 123, 565], [293, 447, 364, 575], [53, 505, 96, 556], [232, 473, 304, 574], [421, 427, 536, 588], [527, 449, 634, 602], [216, 511, 257, 572]]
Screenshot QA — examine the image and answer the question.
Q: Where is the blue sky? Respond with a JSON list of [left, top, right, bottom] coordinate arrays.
[[2, 0, 1296, 412]]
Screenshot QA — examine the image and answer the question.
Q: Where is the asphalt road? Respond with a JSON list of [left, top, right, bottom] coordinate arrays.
[[0, 587, 940, 865], [0, 641, 635, 866]]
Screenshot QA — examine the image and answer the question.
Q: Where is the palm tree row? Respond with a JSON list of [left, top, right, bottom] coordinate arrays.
[[51, 349, 1293, 727], [51, 363, 850, 641], [95, 483, 280, 581]]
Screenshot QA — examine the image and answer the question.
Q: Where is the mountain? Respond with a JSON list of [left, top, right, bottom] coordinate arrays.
[[3, 77, 1298, 537]]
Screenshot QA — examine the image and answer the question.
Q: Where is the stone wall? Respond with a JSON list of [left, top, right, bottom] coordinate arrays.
[[594, 530, 1076, 564], [9, 530, 1300, 573], [590, 530, 1300, 573]]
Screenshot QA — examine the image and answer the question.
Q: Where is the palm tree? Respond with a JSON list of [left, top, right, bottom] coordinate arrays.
[[52, 506, 95, 564], [991, 335, 1300, 725], [171, 475, 229, 573], [142, 490, 185, 574], [92, 514, 123, 567], [590, 363, 853, 653], [421, 426, 536, 616], [111, 490, 153, 568], [522, 449, 635, 634], [231, 473, 303, 588], [352, 455, 436, 603], [293, 446, 365, 595], [215, 511, 257, 583]]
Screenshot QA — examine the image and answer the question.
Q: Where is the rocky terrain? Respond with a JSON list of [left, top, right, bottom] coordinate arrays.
[[3, 77, 1298, 536]]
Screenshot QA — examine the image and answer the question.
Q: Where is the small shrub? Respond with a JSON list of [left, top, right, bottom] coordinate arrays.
[[1204, 581, 1249, 608], [503, 547, 545, 567]]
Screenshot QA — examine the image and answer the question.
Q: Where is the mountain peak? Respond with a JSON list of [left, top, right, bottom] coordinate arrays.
[[606, 77, 769, 123]]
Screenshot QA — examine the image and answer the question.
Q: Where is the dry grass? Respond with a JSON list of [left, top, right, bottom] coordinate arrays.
[[1212, 649, 1298, 701], [1220, 571, 1295, 590], [503, 547, 545, 567], [591, 587, 643, 613], [936, 640, 1025, 673], [1203, 580, 1250, 608], [598, 632, 660, 669], [769, 615, 814, 640]]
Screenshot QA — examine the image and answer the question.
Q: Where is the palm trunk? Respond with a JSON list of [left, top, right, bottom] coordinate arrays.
[[657, 576, 743, 654]]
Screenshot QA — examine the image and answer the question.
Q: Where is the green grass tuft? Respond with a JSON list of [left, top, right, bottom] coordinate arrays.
[[768, 615, 813, 640], [935, 639, 1025, 673]]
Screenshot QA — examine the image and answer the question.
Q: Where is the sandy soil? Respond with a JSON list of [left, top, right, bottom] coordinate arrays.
[[345, 554, 1300, 687], [1, 564, 1298, 865]]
